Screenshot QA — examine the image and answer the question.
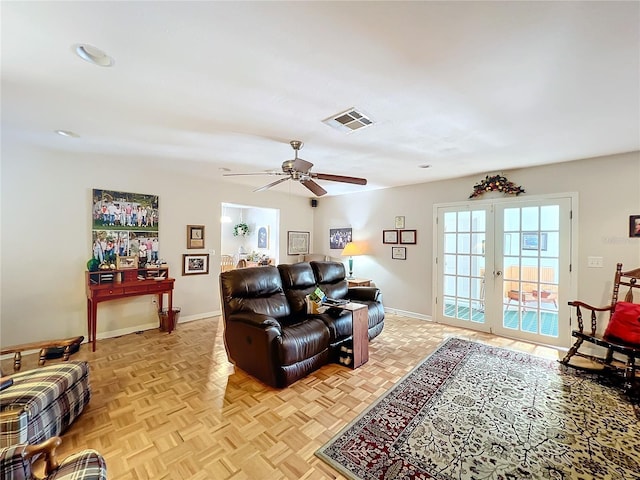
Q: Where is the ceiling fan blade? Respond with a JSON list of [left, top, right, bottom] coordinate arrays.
[[254, 177, 290, 193], [301, 179, 327, 197], [312, 173, 368, 185]]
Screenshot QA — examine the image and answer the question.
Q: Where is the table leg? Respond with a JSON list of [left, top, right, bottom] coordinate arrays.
[[168, 291, 174, 333], [89, 300, 98, 352]]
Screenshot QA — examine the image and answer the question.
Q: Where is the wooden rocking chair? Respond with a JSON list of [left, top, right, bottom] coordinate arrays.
[[561, 263, 640, 393]]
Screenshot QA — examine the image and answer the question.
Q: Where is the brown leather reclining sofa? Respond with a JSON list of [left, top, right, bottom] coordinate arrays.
[[219, 261, 384, 388]]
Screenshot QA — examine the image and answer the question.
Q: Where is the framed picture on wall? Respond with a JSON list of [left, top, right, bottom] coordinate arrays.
[[630, 215, 640, 237], [257, 225, 269, 249], [383, 230, 399, 244], [399, 229, 417, 244], [182, 253, 209, 275], [187, 225, 205, 249], [329, 228, 352, 249], [392, 247, 407, 260], [394, 216, 405, 229], [287, 231, 310, 255]]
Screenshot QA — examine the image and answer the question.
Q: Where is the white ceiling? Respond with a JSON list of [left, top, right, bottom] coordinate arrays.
[[2, 1, 639, 197]]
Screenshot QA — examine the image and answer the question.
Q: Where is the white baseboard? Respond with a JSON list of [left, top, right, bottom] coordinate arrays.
[[384, 307, 432, 322]]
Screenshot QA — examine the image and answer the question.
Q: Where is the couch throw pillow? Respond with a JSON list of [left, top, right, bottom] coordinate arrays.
[[603, 301, 640, 346]]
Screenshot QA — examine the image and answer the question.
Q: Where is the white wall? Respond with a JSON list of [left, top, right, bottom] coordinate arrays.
[[312, 152, 640, 318], [0, 145, 314, 346], [2, 146, 638, 348]]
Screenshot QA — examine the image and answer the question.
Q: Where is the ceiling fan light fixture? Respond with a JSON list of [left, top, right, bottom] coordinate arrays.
[[73, 44, 114, 67], [323, 108, 374, 134]]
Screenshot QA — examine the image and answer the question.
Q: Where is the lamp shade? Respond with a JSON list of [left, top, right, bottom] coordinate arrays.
[[341, 242, 363, 256]]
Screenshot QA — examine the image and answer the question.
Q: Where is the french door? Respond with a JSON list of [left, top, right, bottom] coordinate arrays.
[[434, 195, 574, 348]]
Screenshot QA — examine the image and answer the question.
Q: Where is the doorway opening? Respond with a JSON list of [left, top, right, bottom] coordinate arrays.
[[220, 202, 280, 269]]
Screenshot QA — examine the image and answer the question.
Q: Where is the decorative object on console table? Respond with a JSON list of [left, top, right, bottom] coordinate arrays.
[[392, 246, 406, 260], [182, 253, 209, 275], [116, 255, 138, 269], [383, 230, 398, 244], [394, 216, 405, 229], [341, 242, 364, 280], [186, 224, 205, 249], [399, 229, 417, 244], [287, 231, 310, 255]]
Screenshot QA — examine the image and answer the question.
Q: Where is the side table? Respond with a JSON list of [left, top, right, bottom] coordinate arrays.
[[338, 302, 369, 368]]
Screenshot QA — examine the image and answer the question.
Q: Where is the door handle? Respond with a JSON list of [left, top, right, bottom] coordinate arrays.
[[495, 270, 502, 277]]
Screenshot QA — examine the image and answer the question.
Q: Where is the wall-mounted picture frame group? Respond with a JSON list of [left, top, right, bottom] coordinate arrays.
[[383, 230, 399, 244], [630, 215, 640, 237], [392, 247, 407, 260], [287, 231, 310, 255], [182, 253, 209, 275], [187, 225, 205, 249], [329, 228, 352, 249], [399, 229, 417, 244]]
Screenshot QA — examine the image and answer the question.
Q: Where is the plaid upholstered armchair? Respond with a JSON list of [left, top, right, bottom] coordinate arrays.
[[0, 337, 91, 447], [0, 436, 106, 480]]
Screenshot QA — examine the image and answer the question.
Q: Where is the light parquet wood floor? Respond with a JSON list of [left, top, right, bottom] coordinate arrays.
[[2, 315, 562, 479]]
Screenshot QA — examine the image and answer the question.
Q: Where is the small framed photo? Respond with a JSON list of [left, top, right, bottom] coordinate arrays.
[[394, 216, 405, 229], [187, 225, 205, 249], [630, 215, 640, 237], [383, 230, 399, 244], [399, 229, 417, 244], [182, 253, 209, 275], [287, 231, 310, 255], [392, 247, 407, 260], [116, 255, 138, 270]]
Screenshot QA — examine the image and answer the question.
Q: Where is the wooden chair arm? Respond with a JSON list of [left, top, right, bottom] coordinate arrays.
[[24, 436, 62, 475], [0, 336, 84, 372], [568, 301, 613, 312], [567, 302, 613, 335]]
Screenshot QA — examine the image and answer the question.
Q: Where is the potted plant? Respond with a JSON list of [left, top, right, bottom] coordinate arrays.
[[233, 222, 250, 237]]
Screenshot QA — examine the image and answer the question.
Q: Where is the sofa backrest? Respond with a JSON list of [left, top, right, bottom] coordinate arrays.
[[277, 262, 317, 316], [310, 261, 348, 299], [220, 266, 290, 319]]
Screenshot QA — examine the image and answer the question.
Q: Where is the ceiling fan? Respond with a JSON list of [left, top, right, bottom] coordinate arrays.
[[223, 140, 367, 196]]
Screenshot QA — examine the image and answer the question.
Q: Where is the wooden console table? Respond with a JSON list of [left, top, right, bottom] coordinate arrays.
[[85, 267, 175, 352]]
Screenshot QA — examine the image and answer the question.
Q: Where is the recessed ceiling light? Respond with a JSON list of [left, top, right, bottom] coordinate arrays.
[[55, 130, 79, 138], [73, 44, 114, 67], [419, 164, 432, 169]]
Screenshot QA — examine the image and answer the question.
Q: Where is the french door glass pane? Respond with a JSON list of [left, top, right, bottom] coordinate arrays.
[[442, 210, 486, 324]]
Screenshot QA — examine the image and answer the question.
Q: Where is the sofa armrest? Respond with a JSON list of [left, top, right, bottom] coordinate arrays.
[[348, 287, 381, 303], [227, 312, 282, 331]]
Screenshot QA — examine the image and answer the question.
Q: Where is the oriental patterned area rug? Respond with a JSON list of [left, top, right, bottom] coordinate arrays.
[[316, 338, 640, 480]]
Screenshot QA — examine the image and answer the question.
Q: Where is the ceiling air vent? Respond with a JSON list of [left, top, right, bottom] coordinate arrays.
[[323, 108, 374, 133]]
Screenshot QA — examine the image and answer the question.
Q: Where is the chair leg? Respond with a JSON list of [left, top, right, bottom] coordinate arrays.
[[561, 337, 584, 365]]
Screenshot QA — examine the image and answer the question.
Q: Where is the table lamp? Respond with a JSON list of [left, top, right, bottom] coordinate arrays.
[[341, 242, 363, 279]]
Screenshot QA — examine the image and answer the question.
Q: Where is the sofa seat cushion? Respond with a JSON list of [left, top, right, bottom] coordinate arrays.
[[278, 319, 329, 366], [1, 362, 89, 419]]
